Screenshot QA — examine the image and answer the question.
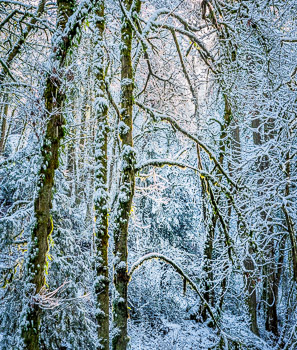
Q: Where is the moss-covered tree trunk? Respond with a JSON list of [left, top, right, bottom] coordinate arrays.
[[92, 2, 110, 349], [20, 1, 79, 349], [112, 1, 140, 349]]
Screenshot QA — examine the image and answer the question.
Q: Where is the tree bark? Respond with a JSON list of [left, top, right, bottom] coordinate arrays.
[[252, 116, 277, 336], [283, 151, 297, 284], [0, 95, 8, 154], [92, 2, 110, 349], [20, 1, 89, 348], [112, 1, 140, 349]]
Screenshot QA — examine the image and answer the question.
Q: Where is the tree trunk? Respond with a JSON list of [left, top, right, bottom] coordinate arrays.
[[283, 151, 297, 283], [252, 116, 278, 336], [112, 1, 140, 349], [198, 96, 232, 321], [243, 247, 259, 336], [92, 2, 110, 349], [264, 236, 278, 336], [0, 95, 8, 154], [20, 1, 78, 349]]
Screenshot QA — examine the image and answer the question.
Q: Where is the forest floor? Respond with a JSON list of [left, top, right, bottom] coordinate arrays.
[[129, 319, 217, 349], [129, 315, 274, 350]]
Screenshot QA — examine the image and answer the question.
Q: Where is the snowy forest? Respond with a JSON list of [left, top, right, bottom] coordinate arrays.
[[0, 0, 297, 349]]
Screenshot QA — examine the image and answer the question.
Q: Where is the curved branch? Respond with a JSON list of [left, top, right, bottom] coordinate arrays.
[[129, 252, 219, 329]]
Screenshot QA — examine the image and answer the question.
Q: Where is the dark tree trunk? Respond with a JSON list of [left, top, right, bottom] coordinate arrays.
[[20, 1, 85, 348], [112, 1, 141, 349], [92, 2, 110, 349]]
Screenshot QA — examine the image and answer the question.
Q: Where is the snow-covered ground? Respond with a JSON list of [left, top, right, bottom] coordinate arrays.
[[129, 319, 218, 350], [129, 315, 274, 350]]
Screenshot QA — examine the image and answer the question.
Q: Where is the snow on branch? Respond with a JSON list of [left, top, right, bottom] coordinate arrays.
[[50, 0, 96, 64], [135, 159, 198, 172], [0, 58, 16, 82], [33, 281, 90, 310], [136, 101, 240, 189], [0, 0, 47, 86], [0, 1, 37, 9], [128, 252, 219, 329], [281, 37, 297, 43]]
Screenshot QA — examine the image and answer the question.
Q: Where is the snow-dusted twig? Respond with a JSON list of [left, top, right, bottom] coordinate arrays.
[[0, 0, 47, 86], [33, 281, 90, 310]]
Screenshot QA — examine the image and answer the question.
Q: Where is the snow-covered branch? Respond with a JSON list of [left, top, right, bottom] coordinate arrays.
[[136, 101, 240, 189], [135, 159, 198, 172], [129, 252, 219, 329]]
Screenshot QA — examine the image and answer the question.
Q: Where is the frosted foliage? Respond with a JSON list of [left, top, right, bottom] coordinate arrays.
[[0, 0, 297, 350]]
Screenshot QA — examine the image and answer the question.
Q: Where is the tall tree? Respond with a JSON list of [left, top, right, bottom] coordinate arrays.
[[92, 1, 110, 349], [112, 1, 141, 349], [19, 1, 94, 348]]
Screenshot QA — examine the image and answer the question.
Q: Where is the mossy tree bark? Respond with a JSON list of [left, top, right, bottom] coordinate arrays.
[[20, 1, 90, 349], [112, 1, 140, 350], [92, 2, 110, 349]]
